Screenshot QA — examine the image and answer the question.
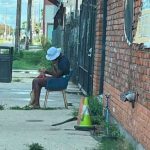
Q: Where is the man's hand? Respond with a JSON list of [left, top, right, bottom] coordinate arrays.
[[37, 68, 46, 78], [38, 68, 46, 73]]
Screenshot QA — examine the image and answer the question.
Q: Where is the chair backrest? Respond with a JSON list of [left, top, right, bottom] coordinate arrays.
[[65, 69, 73, 81]]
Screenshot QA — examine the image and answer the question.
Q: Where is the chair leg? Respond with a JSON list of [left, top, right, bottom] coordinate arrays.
[[44, 90, 49, 108], [29, 90, 34, 105], [62, 90, 68, 109]]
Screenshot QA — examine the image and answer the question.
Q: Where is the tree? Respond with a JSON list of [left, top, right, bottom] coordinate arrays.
[[15, 0, 22, 52], [0, 24, 14, 36], [25, 0, 32, 50], [0, 24, 5, 35]]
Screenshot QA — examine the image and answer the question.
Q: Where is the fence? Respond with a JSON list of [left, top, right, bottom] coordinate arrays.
[[63, 0, 97, 95]]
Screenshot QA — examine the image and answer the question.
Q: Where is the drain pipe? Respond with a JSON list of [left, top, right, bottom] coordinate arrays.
[[99, 0, 108, 94]]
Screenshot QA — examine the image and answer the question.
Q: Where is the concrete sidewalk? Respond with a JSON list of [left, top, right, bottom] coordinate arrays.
[[0, 70, 98, 150]]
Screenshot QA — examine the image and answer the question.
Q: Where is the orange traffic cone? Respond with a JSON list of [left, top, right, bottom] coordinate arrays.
[[75, 97, 94, 131]]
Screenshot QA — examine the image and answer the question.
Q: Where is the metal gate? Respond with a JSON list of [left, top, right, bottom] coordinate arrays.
[[78, 0, 97, 95], [63, 13, 79, 83]]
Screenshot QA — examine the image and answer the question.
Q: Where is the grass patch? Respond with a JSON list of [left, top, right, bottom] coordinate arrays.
[[96, 138, 134, 150], [27, 143, 45, 150], [0, 39, 9, 43], [9, 105, 65, 110], [13, 50, 52, 70], [10, 106, 28, 110], [13, 60, 40, 70]]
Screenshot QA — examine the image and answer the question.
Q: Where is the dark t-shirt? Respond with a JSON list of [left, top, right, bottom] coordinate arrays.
[[58, 55, 70, 76], [46, 55, 70, 89]]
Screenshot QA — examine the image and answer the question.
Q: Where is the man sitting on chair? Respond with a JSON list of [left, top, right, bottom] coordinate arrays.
[[29, 46, 70, 108]]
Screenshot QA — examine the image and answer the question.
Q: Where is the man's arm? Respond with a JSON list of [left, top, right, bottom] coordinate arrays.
[[45, 64, 63, 77]]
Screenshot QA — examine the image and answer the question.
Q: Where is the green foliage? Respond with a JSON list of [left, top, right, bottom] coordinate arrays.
[[97, 138, 134, 150], [109, 124, 122, 137], [13, 51, 24, 60], [34, 23, 40, 34], [9, 105, 65, 110], [0, 24, 13, 35], [88, 96, 103, 125], [0, 39, 5, 43], [72, 107, 79, 117], [13, 60, 38, 70], [24, 51, 43, 65], [27, 143, 45, 150], [41, 35, 51, 51], [10, 106, 25, 110], [94, 124, 134, 150], [33, 38, 41, 45]]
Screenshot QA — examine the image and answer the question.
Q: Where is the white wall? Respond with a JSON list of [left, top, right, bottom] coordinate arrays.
[[45, 5, 56, 23], [62, 0, 83, 16], [45, 5, 57, 40]]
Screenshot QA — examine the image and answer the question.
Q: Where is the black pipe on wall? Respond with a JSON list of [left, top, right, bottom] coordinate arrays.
[[99, 0, 108, 94]]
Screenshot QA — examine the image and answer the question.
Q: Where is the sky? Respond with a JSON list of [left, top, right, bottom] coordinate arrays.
[[0, 0, 43, 29]]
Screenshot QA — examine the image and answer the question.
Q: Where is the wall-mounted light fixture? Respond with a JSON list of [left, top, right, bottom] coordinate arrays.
[[120, 91, 139, 108]]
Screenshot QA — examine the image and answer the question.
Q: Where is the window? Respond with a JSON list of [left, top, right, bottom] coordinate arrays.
[[124, 0, 134, 45], [133, 0, 150, 48]]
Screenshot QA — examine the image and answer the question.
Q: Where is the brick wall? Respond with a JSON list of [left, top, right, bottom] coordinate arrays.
[[93, 0, 150, 149]]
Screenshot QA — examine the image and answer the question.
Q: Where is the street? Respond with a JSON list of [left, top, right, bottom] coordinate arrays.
[[0, 70, 98, 150]]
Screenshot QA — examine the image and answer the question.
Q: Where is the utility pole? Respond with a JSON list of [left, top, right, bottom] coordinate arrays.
[[75, 0, 78, 18], [15, 0, 22, 52], [25, 0, 32, 50]]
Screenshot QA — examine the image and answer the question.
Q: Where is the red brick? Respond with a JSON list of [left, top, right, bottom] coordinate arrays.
[[94, 0, 150, 149]]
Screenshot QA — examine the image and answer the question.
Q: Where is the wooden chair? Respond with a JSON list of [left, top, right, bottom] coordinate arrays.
[[44, 70, 73, 109]]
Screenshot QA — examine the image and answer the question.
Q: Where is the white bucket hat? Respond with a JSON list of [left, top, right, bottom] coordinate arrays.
[[46, 47, 61, 61]]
